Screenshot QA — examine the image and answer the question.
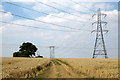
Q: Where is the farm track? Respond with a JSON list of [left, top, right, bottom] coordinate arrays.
[[35, 59, 87, 78]]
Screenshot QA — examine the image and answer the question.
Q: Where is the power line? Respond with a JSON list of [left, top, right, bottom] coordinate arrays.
[[0, 21, 83, 32], [69, 0, 97, 22], [34, 0, 80, 17], [70, 0, 96, 12], [5, 2, 86, 23], [55, 24, 95, 55], [55, 23, 94, 54], [48, 0, 96, 22], [55, 20, 93, 52], [34, 0, 93, 21], [0, 11, 91, 31], [2, 43, 116, 49], [56, 32, 84, 52], [49, 1, 87, 14]]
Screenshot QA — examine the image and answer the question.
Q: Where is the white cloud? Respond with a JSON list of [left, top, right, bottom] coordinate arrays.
[[102, 10, 118, 25], [36, 13, 67, 23], [2, 0, 119, 3], [32, 2, 56, 13], [0, 26, 4, 34], [0, 5, 4, 11], [72, 3, 94, 13], [93, 3, 114, 11], [2, 10, 92, 46], [0, 4, 13, 22], [1, 12, 13, 21], [72, 2, 115, 13], [102, 10, 118, 15], [2, 0, 36, 3], [63, 34, 74, 40], [2, 9, 117, 40], [0, 5, 13, 34]]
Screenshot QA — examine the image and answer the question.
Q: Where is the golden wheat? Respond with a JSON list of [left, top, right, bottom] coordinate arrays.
[[58, 58, 119, 78], [1, 57, 119, 78], [1, 57, 50, 78]]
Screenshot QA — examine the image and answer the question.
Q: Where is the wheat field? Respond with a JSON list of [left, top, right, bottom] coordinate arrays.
[[0, 57, 119, 79], [58, 58, 119, 78], [1, 57, 50, 78]]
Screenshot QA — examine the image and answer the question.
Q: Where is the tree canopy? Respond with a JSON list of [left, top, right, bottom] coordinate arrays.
[[13, 42, 38, 57]]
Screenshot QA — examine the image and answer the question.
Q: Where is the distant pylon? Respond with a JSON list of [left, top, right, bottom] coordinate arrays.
[[92, 8, 108, 58], [49, 46, 55, 59]]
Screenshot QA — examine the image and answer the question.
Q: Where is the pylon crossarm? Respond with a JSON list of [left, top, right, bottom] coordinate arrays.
[[101, 21, 107, 25], [94, 54, 107, 55], [103, 30, 109, 33], [91, 30, 108, 33], [92, 14, 97, 18], [91, 30, 96, 33], [101, 13, 107, 18], [92, 22, 97, 25]]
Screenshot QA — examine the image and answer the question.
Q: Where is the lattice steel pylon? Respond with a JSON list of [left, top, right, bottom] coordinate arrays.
[[49, 46, 55, 59], [92, 8, 108, 58]]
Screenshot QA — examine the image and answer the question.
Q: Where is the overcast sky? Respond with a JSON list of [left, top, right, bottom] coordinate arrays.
[[0, 0, 119, 58]]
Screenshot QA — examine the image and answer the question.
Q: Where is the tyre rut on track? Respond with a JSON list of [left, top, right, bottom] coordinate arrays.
[[35, 59, 88, 78]]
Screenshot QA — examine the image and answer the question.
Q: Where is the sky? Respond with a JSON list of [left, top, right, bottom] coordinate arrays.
[[0, 0, 119, 58]]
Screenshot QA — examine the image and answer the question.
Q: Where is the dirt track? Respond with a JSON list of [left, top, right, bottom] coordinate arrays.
[[36, 59, 88, 78], [50, 59, 87, 78], [35, 59, 119, 78]]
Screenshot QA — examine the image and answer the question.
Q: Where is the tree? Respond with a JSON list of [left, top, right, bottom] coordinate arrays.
[[13, 42, 38, 57], [13, 52, 19, 57]]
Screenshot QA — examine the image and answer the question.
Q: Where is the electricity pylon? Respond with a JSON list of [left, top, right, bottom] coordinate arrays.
[[45, 46, 58, 59], [49, 46, 55, 59], [92, 8, 108, 58]]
